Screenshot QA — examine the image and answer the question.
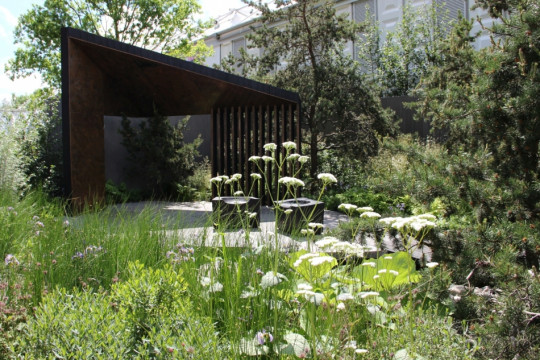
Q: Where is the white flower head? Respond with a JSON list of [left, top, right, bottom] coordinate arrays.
[[297, 283, 313, 291], [219, 175, 229, 180], [360, 211, 381, 219], [378, 269, 387, 274], [284, 209, 293, 215], [234, 191, 244, 196], [389, 270, 399, 276], [309, 256, 336, 266], [260, 271, 288, 289], [410, 219, 436, 232], [251, 173, 262, 180], [300, 229, 315, 236], [298, 155, 309, 164], [287, 153, 301, 161], [308, 222, 324, 229], [373, 275, 380, 280], [263, 143, 277, 152], [293, 253, 319, 267], [262, 155, 275, 163], [317, 173, 337, 184], [278, 177, 305, 187], [315, 237, 339, 248], [338, 203, 358, 212], [379, 217, 400, 226], [282, 141, 297, 151], [337, 302, 346, 311], [356, 206, 374, 213], [355, 349, 369, 354], [426, 262, 439, 269], [337, 293, 355, 301], [210, 177, 222, 184], [209, 282, 224, 293], [384, 256, 393, 260], [249, 155, 262, 162], [231, 173, 242, 181], [359, 291, 379, 299]]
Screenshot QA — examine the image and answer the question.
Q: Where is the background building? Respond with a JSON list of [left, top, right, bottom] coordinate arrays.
[[203, 0, 492, 69]]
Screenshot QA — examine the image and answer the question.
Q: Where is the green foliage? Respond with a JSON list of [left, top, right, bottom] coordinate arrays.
[[6, 0, 212, 89], [1, 90, 63, 198], [323, 185, 411, 215], [414, 0, 540, 210], [13, 262, 223, 359], [289, 250, 337, 284], [0, 98, 27, 194], [119, 109, 201, 199], [105, 180, 142, 204], [357, 3, 450, 96], [352, 252, 422, 291], [228, 0, 396, 181]]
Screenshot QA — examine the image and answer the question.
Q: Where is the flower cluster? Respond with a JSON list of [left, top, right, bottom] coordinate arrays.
[[200, 277, 223, 293], [295, 283, 325, 305], [256, 330, 274, 345], [317, 173, 337, 184], [379, 214, 437, 232], [71, 245, 105, 260], [5, 254, 20, 266], [260, 271, 288, 289], [293, 252, 336, 268], [278, 177, 305, 187], [166, 243, 195, 263], [315, 237, 374, 257]]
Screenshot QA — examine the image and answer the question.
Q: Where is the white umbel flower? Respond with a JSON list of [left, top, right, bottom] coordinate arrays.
[[282, 141, 297, 151], [298, 155, 309, 164], [263, 143, 277, 152], [360, 211, 381, 219], [278, 177, 305, 187], [317, 173, 337, 184]]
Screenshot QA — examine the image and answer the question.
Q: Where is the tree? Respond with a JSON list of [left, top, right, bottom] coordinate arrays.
[[119, 107, 201, 199], [415, 0, 540, 211], [1, 89, 64, 197], [6, 0, 212, 89], [227, 0, 395, 182], [356, 3, 451, 96]]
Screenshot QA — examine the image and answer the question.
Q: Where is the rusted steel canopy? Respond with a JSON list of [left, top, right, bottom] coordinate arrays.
[[61, 27, 300, 205]]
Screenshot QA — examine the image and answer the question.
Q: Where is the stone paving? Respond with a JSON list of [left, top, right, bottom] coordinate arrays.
[[113, 201, 432, 262]]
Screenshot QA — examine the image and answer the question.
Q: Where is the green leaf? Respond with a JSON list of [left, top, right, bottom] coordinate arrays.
[[289, 250, 338, 282], [351, 251, 421, 290]]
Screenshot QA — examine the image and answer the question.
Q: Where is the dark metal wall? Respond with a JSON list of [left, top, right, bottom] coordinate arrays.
[[211, 104, 301, 201]]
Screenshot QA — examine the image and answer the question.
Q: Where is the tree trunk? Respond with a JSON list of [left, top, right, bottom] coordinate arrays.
[[309, 130, 319, 188]]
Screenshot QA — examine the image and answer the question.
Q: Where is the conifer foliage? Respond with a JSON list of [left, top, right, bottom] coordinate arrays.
[[416, 0, 540, 210]]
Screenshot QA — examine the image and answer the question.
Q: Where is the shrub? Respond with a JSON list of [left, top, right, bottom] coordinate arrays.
[[13, 262, 224, 359], [119, 107, 201, 199]]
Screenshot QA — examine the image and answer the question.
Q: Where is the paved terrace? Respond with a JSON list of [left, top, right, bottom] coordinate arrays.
[[110, 201, 432, 262]]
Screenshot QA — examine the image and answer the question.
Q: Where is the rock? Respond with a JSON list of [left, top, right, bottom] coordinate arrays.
[[448, 284, 466, 295]]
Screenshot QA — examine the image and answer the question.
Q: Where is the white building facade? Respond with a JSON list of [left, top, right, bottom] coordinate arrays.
[[203, 0, 493, 69]]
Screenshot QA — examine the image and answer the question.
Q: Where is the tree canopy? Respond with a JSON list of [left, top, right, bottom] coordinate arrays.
[[224, 0, 396, 181], [6, 0, 211, 89]]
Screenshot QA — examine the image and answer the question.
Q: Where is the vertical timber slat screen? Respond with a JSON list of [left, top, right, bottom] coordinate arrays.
[[212, 104, 300, 204]]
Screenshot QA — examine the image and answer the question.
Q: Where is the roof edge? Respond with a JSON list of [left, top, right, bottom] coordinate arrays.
[[62, 27, 300, 104]]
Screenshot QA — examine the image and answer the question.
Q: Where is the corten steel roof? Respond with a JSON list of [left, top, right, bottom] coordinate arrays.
[[61, 27, 300, 203], [61, 27, 299, 116]]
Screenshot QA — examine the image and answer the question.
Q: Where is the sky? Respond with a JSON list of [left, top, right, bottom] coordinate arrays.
[[0, 0, 245, 102]]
